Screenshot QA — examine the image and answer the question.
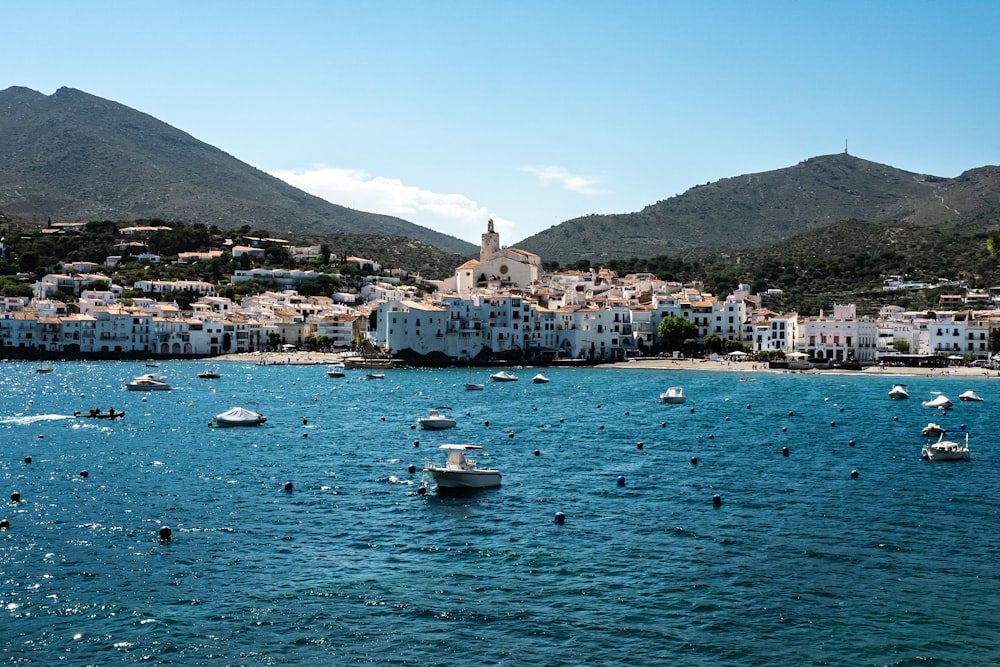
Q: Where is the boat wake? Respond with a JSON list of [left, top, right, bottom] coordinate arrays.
[[0, 413, 75, 425]]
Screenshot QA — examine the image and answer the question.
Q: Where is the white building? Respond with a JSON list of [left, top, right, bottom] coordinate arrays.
[[798, 304, 879, 363]]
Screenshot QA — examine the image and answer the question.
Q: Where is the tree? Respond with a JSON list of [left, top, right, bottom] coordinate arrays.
[[703, 333, 722, 354], [723, 338, 746, 353], [657, 315, 698, 351], [988, 231, 1000, 259], [682, 338, 698, 355], [893, 340, 910, 354]]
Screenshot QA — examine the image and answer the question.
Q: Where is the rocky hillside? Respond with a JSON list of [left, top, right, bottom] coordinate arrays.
[[0, 86, 476, 257], [518, 153, 1000, 264]]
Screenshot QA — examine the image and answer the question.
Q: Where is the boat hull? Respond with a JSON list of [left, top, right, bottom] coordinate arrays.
[[215, 418, 266, 427], [126, 384, 171, 391], [922, 444, 970, 461], [418, 419, 456, 430], [425, 468, 502, 488], [74, 411, 124, 419]]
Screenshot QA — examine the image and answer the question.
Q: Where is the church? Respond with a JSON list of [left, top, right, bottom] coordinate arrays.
[[439, 219, 542, 294]]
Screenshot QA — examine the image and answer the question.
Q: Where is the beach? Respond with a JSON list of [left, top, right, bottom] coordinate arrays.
[[213, 350, 998, 378]]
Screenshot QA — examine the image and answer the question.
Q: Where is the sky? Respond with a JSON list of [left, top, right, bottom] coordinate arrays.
[[5, 1, 1000, 246]]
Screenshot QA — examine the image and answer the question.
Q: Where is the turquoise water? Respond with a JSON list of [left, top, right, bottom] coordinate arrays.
[[2, 362, 999, 665]]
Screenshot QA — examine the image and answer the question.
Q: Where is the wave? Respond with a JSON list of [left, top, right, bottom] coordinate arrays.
[[0, 413, 75, 425]]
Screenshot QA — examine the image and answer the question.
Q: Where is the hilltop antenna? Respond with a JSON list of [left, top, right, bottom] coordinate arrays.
[[844, 139, 849, 155]]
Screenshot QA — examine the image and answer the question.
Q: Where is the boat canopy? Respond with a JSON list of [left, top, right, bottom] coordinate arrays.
[[215, 406, 263, 421]]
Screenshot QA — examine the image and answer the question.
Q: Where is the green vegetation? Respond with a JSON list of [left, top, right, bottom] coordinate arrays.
[[0, 216, 462, 298], [657, 315, 698, 351]]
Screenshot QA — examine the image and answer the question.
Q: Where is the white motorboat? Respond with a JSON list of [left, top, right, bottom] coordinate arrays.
[[214, 406, 267, 427], [418, 408, 457, 430], [365, 371, 386, 379], [922, 429, 970, 462], [326, 365, 346, 378], [922, 422, 945, 437], [959, 390, 984, 402], [424, 444, 502, 489], [126, 373, 172, 391], [888, 383, 909, 400], [197, 369, 221, 379], [490, 370, 518, 382], [659, 386, 686, 404], [531, 372, 550, 384], [922, 392, 952, 410]]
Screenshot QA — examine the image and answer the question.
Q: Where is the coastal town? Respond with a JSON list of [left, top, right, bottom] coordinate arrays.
[[1, 220, 997, 367]]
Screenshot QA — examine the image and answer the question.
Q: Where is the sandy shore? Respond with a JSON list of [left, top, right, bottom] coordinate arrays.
[[212, 351, 998, 379], [602, 357, 1000, 378]]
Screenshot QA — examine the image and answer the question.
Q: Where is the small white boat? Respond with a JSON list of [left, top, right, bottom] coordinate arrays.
[[922, 422, 945, 437], [424, 444, 502, 489], [659, 386, 686, 404], [464, 382, 485, 391], [36, 365, 54, 373], [214, 406, 267, 427], [126, 373, 172, 391], [490, 370, 518, 382], [365, 371, 386, 380], [197, 369, 221, 379], [531, 372, 550, 384], [959, 390, 984, 402], [326, 365, 346, 378], [888, 383, 909, 400], [922, 429, 970, 462], [922, 392, 952, 410], [418, 408, 457, 430]]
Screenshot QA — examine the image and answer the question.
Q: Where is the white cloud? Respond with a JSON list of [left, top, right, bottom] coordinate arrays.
[[270, 166, 508, 245], [519, 165, 607, 196]]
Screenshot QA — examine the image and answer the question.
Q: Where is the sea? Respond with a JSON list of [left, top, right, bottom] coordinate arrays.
[[2, 361, 998, 666]]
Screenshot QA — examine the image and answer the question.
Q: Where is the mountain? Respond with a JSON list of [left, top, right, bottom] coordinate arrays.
[[0, 86, 476, 256], [517, 153, 1000, 264]]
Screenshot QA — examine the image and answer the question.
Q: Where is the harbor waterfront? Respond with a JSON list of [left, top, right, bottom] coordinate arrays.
[[3, 361, 999, 665]]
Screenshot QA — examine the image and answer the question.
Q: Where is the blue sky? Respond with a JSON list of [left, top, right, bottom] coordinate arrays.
[[6, 1, 999, 245]]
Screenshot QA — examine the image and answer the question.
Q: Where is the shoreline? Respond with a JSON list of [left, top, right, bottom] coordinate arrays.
[[204, 351, 1000, 379]]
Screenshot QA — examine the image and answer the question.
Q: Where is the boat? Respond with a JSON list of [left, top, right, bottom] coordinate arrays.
[[36, 365, 54, 373], [326, 365, 346, 378], [126, 373, 172, 391], [343, 356, 393, 370], [145, 362, 159, 368], [197, 369, 221, 379], [213, 406, 267, 427], [888, 383, 909, 400], [490, 370, 518, 382], [959, 390, 984, 402], [922, 428, 971, 461], [417, 408, 457, 430], [423, 444, 502, 489], [74, 408, 124, 419], [922, 422, 945, 437], [659, 387, 686, 404], [921, 392, 952, 410], [464, 368, 485, 390], [531, 372, 550, 384], [365, 371, 385, 379]]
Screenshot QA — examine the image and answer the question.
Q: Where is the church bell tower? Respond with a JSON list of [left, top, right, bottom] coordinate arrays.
[[480, 218, 500, 263]]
